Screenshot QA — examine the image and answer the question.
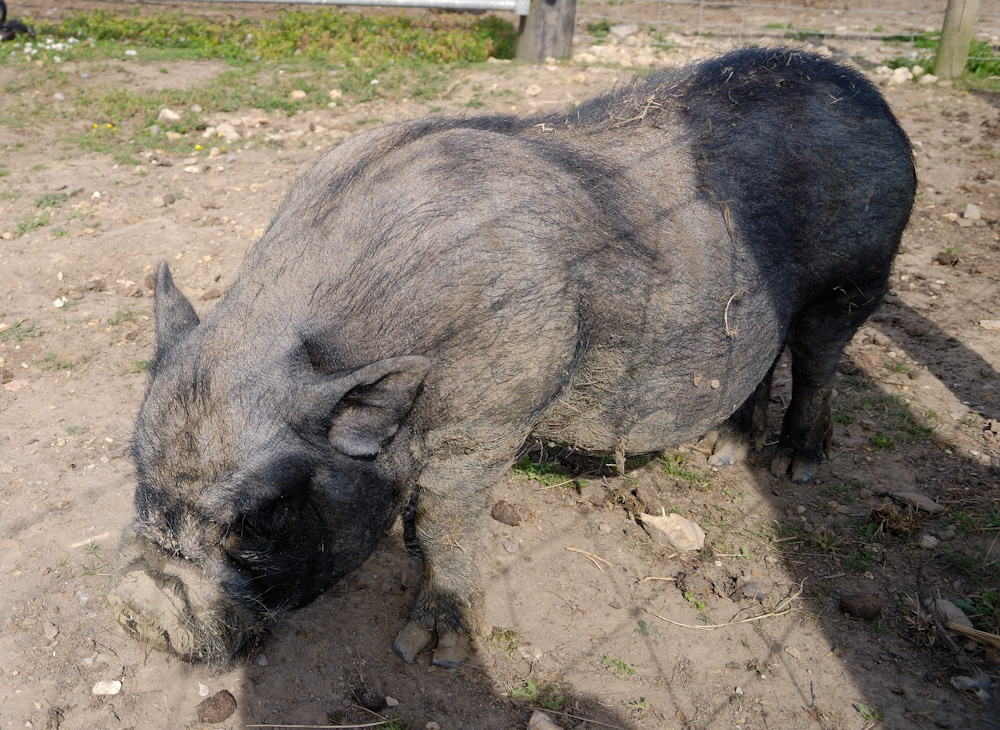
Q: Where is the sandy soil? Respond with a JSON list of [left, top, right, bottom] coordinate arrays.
[[1, 4, 999, 730]]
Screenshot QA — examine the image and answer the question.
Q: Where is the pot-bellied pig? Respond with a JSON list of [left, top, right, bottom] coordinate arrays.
[[110, 46, 915, 667]]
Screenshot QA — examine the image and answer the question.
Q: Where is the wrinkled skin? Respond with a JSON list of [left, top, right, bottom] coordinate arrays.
[[110, 47, 916, 667]]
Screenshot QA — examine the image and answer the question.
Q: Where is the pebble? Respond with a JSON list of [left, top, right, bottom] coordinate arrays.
[[891, 491, 945, 514], [92, 680, 122, 696], [527, 710, 564, 730], [608, 23, 639, 39], [199, 682, 211, 697], [502, 538, 518, 553], [426, 724, 440, 730], [255, 653, 268, 667], [918, 533, 940, 550], [290, 89, 307, 100], [43, 621, 58, 640], [525, 84, 542, 97], [963, 203, 982, 221], [196, 690, 237, 724], [157, 108, 181, 124], [385, 696, 399, 707]]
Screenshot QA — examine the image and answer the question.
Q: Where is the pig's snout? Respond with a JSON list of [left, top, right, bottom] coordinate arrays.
[[110, 530, 261, 663], [110, 569, 203, 656]]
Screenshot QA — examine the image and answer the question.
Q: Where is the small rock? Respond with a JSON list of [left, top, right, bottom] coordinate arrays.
[[199, 682, 211, 697], [290, 89, 307, 100], [385, 696, 399, 707], [784, 645, 801, 659], [608, 23, 639, 39], [196, 690, 237, 724], [525, 84, 542, 97], [935, 528, 956, 541], [641, 512, 706, 552], [502, 538, 518, 553], [963, 203, 982, 220], [891, 491, 945, 514], [92, 680, 122, 696], [527, 710, 564, 730], [839, 590, 883, 621], [795, 505, 807, 514], [919, 73, 938, 85], [918, 533, 940, 550], [353, 685, 386, 712], [255, 653, 268, 667], [53, 92, 65, 102], [215, 122, 240, 141], [157, 108, 182, 124], [426, 724, 441, 730], [491, 500, 523, 526], [43, 622, 58, 640], [981, 320, 1000, 332]]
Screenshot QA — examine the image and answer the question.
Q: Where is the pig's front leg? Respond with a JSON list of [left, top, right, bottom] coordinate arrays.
[[394, 451, 514, 667]]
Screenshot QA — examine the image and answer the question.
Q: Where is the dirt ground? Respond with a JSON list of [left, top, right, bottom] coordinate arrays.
[[2, 3, 1000, 730]]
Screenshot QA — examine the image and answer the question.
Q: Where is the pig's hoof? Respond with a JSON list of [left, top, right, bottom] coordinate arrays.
[[770, 449, 818, 484], [432, 631, 471, 668], [393, 620, 434, 663], [707, 439, 748, 468]]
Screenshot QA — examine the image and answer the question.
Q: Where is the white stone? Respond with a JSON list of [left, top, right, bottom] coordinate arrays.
[[919, 74, 938, 85], [157, 108, 181, 124], [641, 512, 706, 552], [963, 203, 981, 220], [92, 680, 122, 695], [918, 533, 939, 550], [527, 710, 564, 730], [609, 23, 639, 39], [525, 84, 542, 97]]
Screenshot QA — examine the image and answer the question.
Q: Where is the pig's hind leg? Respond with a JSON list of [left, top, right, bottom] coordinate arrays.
[[770, 287, 882, 483], [708, 356, 778, 468]]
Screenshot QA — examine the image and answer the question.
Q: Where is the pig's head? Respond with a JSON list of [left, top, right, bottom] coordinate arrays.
[[109, 263, 429, 663]]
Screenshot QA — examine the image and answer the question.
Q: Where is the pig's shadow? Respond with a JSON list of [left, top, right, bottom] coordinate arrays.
[[241, 300, 999, 729]]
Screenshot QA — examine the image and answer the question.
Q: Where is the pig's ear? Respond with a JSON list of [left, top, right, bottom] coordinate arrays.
[[153, 262, 200, 361], [327, 356, 431, 457]]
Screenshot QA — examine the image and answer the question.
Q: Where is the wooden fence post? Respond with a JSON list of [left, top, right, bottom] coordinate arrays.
[[516, 0, 577, 62], [934, 0, 981, 78]]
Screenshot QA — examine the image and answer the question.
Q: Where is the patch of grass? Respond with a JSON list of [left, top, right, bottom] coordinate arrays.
[[885, 360, 910, 374], [0, 322, 43, 343], [35, 192, 69, 209], [129, 359, 152, 373], [586, 20, 611, 39], [634, 620, 658, 637], [510, 677, 564, 709], [843, 548, 873, 573], [601, 656, 636, 679], [954, 588, 1000, 634], [511, 455, 573, 487], [12, 210, 50, 237], [33, 352, 73, 371], [834, 375, 934, 447], [683, 590, 706, 611], [487, 627, 518, 659], [661, 453, 708, 487], [108, 305, 144, 326], [33, 9, 516, 66], [65, 425, 87, 435]]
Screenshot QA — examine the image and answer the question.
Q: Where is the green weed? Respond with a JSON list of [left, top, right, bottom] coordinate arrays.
[[601, 656, 636, 679], [511, 456, 573, 487], [33, 352, 73, 371], [0, 322, 42, 342]]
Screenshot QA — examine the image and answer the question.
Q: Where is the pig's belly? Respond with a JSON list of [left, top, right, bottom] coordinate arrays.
[[531, 348, 765, 455]]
